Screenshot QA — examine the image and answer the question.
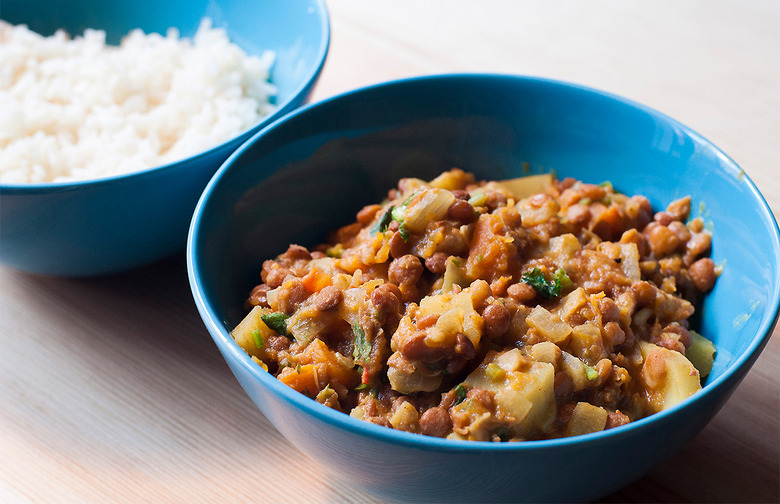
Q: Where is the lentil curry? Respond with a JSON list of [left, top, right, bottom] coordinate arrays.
[[232, 169, 718, 441]]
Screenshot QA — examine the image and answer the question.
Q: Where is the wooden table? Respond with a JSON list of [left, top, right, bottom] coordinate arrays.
[[2, 1, 778, 502]]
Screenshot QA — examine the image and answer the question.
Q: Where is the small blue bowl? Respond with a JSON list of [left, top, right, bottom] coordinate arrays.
[[188, 74, 780, 503], [0, 0, 329, 276]]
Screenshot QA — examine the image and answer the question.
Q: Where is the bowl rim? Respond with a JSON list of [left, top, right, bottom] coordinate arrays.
[[0, 0, 330, 193], [187, 72, 780, 452]]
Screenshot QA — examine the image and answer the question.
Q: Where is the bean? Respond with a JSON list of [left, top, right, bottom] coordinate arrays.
[[389, 230, 409, 259], [507, 282, 536, 304], [482, 303, 510, 339], [388, 255, 423, 286], [419, 407, 452, 437], [647, 223, 681, 256], [579, 183, 606, 201], [689, 257, 717, 292], [276, 278, 308, 314], [603, 321, 626, 347], [642, 350, 667, 389], [247, 284, 271, 307], [668, 221, 692, 243], [454, 332, 476, 360], [424, 252, 449, 274], [654, 211, 674, 226], [605, 411, 630, 429], [371, 284, 402, 320], [401, 331, 448, 361], [262, 262, 289, 288], [279, 244, 311, 264], [314, 285, 342, 311], [447, 199, 476, 223], [417, 313, 440, 330], [663, 322, 692, 348]]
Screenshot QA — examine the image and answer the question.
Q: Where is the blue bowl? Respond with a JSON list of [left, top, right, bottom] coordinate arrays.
[[0, 0, 329, 276], [187, 74, 780, 503]]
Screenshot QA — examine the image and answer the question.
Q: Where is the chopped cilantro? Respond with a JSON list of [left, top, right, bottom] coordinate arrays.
[[352, 323, 372, 362], [520, 267, 571, 299], [250, 329, 264, 349], [261, 312, 291, 337], [454, 384, 467, 405], [370, 205, 394, 235]]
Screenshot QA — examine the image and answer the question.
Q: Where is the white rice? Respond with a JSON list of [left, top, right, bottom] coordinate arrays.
[[0, 19, 276, 183]]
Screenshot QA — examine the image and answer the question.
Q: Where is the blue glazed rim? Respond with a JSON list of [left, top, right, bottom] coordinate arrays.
[[0, 0, 330, 193], [188, 73, 780, 453]]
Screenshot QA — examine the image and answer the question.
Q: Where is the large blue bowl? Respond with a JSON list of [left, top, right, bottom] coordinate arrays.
[[187, 74, 780, 503], [0, 0, 329, 276]]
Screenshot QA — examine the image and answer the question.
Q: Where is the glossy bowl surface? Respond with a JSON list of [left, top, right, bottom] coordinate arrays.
[[0, 0, 329, 276], [188, 74, 780, 503]]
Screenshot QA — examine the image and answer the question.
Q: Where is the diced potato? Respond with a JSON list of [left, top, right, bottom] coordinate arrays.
[[569, 323, 607, 362], [564, 402, 608, 437], [685, 330, 716, 379], [639, 341, 701, 412], [561, 351, 590, 391], [493, 174, 554, 200], [619, 243, 641, 281], [418, 280, 488, 346], [526, 305, 572, 344], [464, 349, 556, 437], [389, 401, 420, 431], [231, 305, 275, 357], [530, 341, 559, 365], [440, 256, 470, 293], [545, 234, 580, 262], [387, 357, 442, 394], [558, 287, 587, 322]]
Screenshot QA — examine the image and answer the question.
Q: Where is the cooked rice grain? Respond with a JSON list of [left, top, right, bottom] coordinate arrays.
[[0, 19, 276, 183]]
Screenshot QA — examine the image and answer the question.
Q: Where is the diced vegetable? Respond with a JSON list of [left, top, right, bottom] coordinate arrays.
[[564, 402, 608, 437], [686, 330, 716, 379]]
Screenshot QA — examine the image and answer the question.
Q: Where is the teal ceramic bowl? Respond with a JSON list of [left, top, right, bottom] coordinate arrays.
[[188, 74, 780, 503], [0, 0, 329, 276]]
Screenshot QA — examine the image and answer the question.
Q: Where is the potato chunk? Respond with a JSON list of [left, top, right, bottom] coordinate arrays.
[[639, 341, 701, 412], [463, 349, 556, 438]]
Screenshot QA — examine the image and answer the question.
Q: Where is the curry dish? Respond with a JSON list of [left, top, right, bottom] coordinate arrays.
[[232, 169, 718, 441]]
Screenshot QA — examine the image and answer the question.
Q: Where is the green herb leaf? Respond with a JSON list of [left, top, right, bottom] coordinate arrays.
[[398, 223, 410, 242], [520, 267, 571, 299], [584, 363, 599, 381], [354, 383, 369, 390], [250, 329, 264, 349], [261, 312, 291, 337], [454, 384, 467, 405], [352, 323, 372, 362], [370, 205, 394, 235]]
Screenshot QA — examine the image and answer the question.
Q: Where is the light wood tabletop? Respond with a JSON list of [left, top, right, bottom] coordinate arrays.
[[2, 1, 778, 502]]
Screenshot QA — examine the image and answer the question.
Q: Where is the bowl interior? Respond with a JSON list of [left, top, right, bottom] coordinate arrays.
[[191, 75, 780, 390]]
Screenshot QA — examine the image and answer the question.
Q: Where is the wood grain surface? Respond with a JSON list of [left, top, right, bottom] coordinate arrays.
[[1, 1, 778, 503]]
